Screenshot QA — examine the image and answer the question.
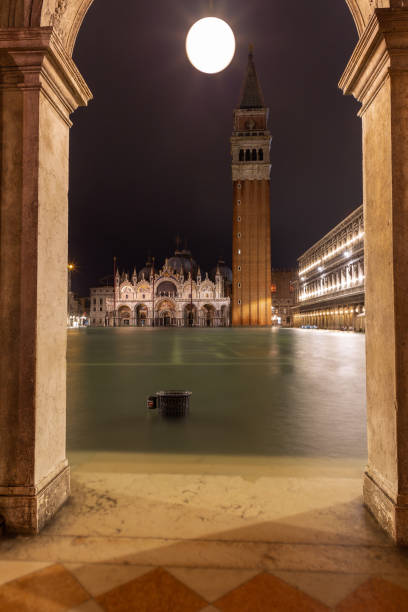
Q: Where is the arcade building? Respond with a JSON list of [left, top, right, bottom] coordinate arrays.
[[292, 205, 365, 331], [90, 248, 232, 327]]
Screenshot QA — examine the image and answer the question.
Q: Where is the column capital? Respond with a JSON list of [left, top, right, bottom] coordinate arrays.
[[0, 27, 92, 125], [339, 8, 408, 114]]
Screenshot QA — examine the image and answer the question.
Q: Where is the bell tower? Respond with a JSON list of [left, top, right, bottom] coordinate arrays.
[[231, 47, 272, 326]]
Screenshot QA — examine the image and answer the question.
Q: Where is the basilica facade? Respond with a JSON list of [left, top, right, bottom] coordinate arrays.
[[90, 248, 231, 327]]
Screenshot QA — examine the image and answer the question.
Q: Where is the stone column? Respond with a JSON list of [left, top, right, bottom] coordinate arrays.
[[340, 8, 408, 544], [0, 28, 91, 533]]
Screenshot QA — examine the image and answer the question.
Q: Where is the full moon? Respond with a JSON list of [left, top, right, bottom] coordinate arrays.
[[186, 17, 236, 74]]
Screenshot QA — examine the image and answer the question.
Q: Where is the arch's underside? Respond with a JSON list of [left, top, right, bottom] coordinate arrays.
[[2, 1, 407, 54]]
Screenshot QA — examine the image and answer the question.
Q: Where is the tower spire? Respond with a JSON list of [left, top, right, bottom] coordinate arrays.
[[239, 46, 265, 109]]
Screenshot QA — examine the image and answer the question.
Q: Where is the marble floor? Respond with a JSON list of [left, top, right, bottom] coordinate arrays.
[[1, 454, 408, 611]]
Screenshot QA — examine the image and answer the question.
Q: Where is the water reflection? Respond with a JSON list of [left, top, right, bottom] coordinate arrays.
[[67, 328, 366, 459]]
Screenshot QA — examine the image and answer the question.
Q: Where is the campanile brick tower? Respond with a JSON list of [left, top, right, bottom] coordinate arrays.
[[231, 48, 272, 326]]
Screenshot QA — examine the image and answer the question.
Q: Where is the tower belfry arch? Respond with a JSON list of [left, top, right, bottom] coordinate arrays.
[[0, 0, 408, 545]]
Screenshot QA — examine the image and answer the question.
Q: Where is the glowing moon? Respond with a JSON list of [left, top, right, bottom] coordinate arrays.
[[186, 17, 236, 74]]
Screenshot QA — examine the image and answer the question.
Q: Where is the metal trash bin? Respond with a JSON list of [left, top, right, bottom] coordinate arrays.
[[147, 390, 192, 417]]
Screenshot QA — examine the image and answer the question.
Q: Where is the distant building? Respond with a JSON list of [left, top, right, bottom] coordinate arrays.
[[90, 248, 231, 327], [271, 269, 297, 327], [68, 292, 89, 327], [292, 205, 365, 332]]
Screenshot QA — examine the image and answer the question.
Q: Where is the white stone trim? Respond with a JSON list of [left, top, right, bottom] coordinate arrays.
[[232, 164, 271, 181]]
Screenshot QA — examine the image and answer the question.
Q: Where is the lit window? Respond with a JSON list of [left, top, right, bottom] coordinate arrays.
[[238, 249, 241, 255], [271, 284, 277, 293]]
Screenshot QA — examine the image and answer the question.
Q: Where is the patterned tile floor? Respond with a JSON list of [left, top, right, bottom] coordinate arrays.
[[1, 562, 408, 611], [1, 462, 408, 611]]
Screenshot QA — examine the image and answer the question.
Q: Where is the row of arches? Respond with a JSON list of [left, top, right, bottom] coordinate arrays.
[[239, 148, 264, 162], [112, 303, 229, 327]]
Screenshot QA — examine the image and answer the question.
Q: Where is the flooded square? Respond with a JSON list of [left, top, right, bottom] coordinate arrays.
[[67, 328, 366, 473]]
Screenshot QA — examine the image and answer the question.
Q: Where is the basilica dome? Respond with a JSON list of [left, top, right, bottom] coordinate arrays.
[[167, 249, 197, 277]]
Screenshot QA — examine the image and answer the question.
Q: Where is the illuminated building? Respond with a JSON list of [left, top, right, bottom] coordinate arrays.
[[292, 205, 365, 331], [271, 269, 297, 327], [231, 48, 272, 326], [90, 248, 231, 327]]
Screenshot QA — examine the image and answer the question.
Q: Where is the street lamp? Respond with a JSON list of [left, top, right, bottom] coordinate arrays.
[[67, 263, 75, 326]]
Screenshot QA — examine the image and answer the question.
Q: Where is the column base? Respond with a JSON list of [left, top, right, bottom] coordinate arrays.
[[363, 472, 408, 545], [0, 465, 70, 535]]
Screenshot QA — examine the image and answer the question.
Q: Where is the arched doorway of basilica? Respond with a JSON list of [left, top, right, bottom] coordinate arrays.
[[156, 299, 176, 327], [118, 305, 132, 326], [184, 304, 197, 327], [0, 0, 408, 544], [202, 304, 215, 327], [136, 304, 148, 327]]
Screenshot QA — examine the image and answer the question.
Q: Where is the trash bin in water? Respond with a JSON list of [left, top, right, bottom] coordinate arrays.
[[146, 390, 192, 417]]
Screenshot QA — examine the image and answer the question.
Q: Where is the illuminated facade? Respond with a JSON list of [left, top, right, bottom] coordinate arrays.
[[231, 49, 272, 326], [90, 249, 231, 327], [292, 205, 365, 331], [271, 269, 297, 327]]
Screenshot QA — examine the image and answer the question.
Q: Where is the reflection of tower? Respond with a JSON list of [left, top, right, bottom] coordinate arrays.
[[231, 48, 272, 326]]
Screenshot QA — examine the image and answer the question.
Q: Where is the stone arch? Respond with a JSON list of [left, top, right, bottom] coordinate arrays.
[[0, 2, 377, 54], [135, 303, 148, 326], [118, 304, 131, 326], [201, 303, 215, 327], [1, 0, 407, 545], [156, 298, 176, 326], [184, 303, 197, 327], [156, 280, 177, 297]]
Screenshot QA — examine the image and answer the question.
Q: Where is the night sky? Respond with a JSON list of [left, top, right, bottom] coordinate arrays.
[[69, 0, 361, 296]]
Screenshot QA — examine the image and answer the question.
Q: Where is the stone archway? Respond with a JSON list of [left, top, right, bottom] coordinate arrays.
[[0, 0, 407, 543], [117, 305, 131, 326], [202, 304, 215, 327], [156, 299, 176, 327], [135, 303, 148, 327], [184, 303, 197, 327]]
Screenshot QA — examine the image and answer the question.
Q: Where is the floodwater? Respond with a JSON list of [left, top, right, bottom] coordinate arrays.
[[67, 328, 367, 464]]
